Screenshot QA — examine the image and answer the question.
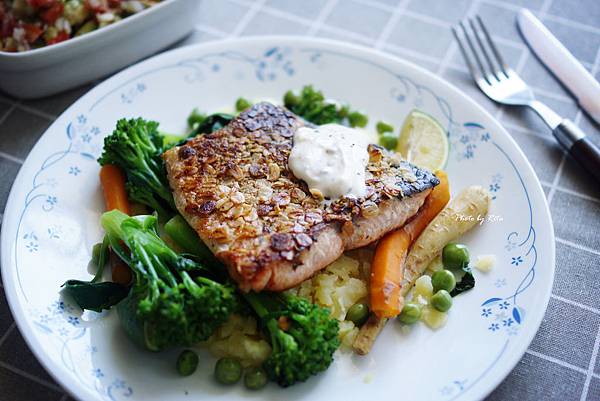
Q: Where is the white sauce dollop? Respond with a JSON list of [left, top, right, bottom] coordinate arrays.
[[288, 124, 370, 200]]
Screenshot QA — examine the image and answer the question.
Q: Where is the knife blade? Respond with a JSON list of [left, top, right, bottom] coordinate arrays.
[[517, 9, 600, 124]]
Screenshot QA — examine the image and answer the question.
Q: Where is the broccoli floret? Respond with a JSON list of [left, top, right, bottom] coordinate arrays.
[[98, 118, 175, 214], [125, 182, 171, 219], [243, 291, 340, 387], [283, 85, 369, 127], [235, 97, 253, 112], [187, 108, 206, 129], [101, 210, 237, 351]]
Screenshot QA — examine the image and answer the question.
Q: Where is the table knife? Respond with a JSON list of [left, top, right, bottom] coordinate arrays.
[[517, 9, 600, 181], [517, 9, 600, 125]]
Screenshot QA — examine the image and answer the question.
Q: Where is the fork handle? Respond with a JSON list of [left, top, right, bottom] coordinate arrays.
[[553, 119, 600, 183]]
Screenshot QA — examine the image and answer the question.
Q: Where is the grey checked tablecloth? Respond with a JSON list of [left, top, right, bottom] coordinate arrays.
[[1, 0, 599, 400]]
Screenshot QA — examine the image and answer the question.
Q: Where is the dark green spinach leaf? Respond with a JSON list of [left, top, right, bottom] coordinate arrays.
[[188, 112, 235, 137], [450, 267, 475, 297], [61, 236, 128, 312], [62, 280, 129, 312]]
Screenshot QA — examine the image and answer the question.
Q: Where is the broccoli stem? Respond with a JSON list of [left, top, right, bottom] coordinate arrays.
[[90, 235, 110, 283], [242, 291, 289, 352], [241, 291, 271, 320], [100, 210, 132, 264], [126, 183, 172, 221], [101, 209, 128, 238], [161, 133, 185, 148], [245, 290, 291, 315], [164, 215, 213, 260]]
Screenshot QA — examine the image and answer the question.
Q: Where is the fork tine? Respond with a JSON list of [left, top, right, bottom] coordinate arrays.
[[469, 18, 499, 82], [451, 26, 482, 81], [459, 21, 490, 84], [476, 15, 509, 78]]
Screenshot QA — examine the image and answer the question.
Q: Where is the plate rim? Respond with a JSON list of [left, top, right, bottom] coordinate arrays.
[[0, 35, 555, 401]]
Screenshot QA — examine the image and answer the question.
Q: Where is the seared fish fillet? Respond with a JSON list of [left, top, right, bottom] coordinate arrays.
[[164, 103, 439, 292]]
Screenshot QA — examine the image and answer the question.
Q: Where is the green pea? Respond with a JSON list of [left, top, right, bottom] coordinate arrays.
[[442, 243, 470, 270], [398, 302, 422, 324], [214, 357, 242, 385], [431, 290, 453, 312], [431, 270, 456, 293], [283, 90, 299, 107], [244, 367, 268, 390], [235, 97, 252, 112], [379, 132, 398, 150], [176, 350, 199, 376], [376, 121, 394, 134], [345, 302, 369, 326], [348, 111, 369, 128]]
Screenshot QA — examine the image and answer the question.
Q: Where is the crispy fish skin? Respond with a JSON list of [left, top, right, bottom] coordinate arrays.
[[163, 103, 439, 292]]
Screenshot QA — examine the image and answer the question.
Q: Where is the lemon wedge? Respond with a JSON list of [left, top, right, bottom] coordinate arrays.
[[397, 110, 449, 171]]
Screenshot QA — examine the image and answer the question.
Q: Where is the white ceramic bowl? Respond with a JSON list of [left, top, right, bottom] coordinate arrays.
[[0, 0, 199, 99]]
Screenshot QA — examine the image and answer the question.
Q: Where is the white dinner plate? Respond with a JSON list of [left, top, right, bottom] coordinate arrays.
[[1, 37, 555, 401]]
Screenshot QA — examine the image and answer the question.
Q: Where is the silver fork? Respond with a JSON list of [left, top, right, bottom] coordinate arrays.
[[453, 16, 600, 183]]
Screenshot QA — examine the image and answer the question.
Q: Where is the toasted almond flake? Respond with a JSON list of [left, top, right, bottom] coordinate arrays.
[[229, 164, 244, 180], [291, 187, 307, 201], [404, 172, 417, 183], [360, 201, 379, 217], [309, 188, 324, 201], [257, 185, 273, 201], [205, 164, 216, 175], [244, 210, 258, 222], [231, 205, 244, 219], [218, 200, 233, 212], [241, 204, 253, 215], [218, 184, 231, 194], [267, 163, 281, 181], [231, 192, 246, 204], [368, 146, 383, 163]]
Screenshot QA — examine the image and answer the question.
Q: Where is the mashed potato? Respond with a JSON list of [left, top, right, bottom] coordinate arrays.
[[287, 249, 373, 349], [200, 314, 271, 367], [201, 249, 374, 363]]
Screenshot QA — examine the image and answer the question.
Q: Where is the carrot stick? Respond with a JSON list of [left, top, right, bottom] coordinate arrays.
[[404, 170, 450, 243], [369, 229, 410, 318], [100, 164, 133, 283], [110, 252, 133, 286], [369, 171, 450, 319], [99, 164, 130, 214]]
